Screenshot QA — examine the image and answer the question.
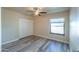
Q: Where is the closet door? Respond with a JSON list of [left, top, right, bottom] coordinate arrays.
[[19, 18, 33, 38]]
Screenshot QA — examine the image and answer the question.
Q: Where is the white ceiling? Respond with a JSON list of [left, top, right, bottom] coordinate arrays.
[[5, 7, 69, 16]]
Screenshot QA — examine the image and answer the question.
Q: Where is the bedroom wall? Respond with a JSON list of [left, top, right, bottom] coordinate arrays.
[[0, 7, 1, 51], [33, 11, 69, 43], [70, 7, 79, 51], [1, 8, 33, 45]]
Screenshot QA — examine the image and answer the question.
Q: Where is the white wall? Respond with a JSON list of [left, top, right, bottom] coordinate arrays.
[[0, 7, 1, 51], [70, 8, 79, 51], [1, 8, 33, 45], [33, 11, 69, 43]]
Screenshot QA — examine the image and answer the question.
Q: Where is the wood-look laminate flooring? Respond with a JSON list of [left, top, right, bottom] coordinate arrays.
[[2, 35, 69, 52]]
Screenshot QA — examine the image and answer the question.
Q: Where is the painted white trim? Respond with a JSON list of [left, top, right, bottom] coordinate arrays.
[[2, 38, 19, 45], [2, 34, 34, 45], [33, 34, 69, 44]]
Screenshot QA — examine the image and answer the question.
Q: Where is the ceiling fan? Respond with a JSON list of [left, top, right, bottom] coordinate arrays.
[[26, 7, 47, 16]]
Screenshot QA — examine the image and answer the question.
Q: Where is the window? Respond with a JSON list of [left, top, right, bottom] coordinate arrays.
[[50, 18, 65, 35]]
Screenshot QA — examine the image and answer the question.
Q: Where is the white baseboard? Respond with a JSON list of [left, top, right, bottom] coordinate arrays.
[[2, 34, 33, 45], [33, 34, 69, 44], [2, 38, 19, 45], [2, 34, 69, 45]]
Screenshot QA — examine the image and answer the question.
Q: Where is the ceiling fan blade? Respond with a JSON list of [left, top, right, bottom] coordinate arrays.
[[25, 7, 45, 16], [26, 10, 35, 12]]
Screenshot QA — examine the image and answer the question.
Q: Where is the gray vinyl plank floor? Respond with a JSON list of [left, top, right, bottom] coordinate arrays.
[[2, 35, 69, 52]]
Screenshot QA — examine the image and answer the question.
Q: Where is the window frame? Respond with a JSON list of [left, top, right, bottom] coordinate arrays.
[[49, 18, 65, 36]]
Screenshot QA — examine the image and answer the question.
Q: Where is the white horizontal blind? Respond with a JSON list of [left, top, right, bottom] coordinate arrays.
[[50, 18, 64, 35]]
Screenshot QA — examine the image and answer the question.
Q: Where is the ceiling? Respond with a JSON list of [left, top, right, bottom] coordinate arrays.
[[5, 7, 69, 16]]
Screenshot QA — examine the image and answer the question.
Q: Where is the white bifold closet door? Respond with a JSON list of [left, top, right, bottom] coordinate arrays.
[[19, 18, 33, 38]]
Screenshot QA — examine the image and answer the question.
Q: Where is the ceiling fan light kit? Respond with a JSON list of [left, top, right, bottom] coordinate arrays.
[[27, 7, 46, 16]]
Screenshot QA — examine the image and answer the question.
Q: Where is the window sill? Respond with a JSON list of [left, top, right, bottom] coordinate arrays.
[[50, 32, 65, 36]]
